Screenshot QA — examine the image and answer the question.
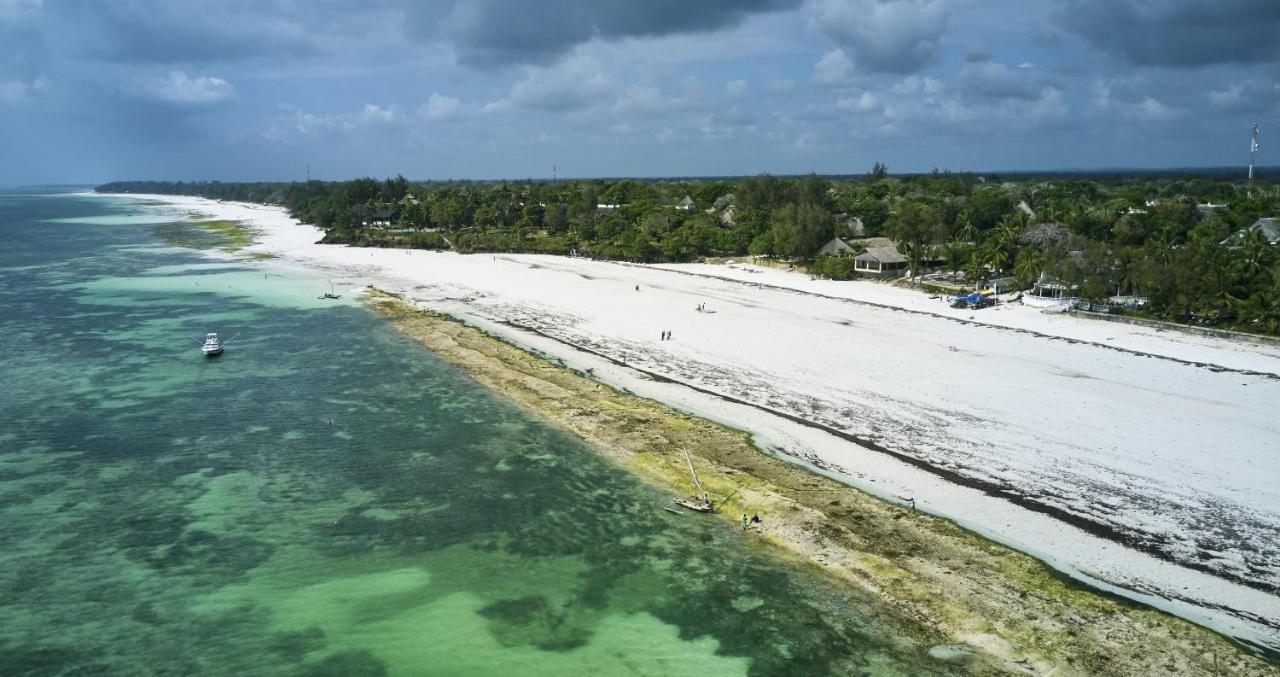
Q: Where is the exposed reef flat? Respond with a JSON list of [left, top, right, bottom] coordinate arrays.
[[369, 290, 1277, 676]]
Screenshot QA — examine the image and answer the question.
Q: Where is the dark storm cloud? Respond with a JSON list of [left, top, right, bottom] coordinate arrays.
[[1059, 0, 1280, 68], [440, 0, 802, 67]]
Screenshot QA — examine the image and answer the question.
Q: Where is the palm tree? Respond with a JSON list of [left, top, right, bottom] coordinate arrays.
[[888, 201, 941, 283], [1013, 248, 1043, 288], [955, 212, 978, 244], [946, 242, 971, 277], [1114, 249, 1145, 297]]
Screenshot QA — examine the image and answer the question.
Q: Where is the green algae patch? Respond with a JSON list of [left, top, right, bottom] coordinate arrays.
[[195, 219, 254, 252], [369, 290, 1279, 677], [150, 219, 254, 253]]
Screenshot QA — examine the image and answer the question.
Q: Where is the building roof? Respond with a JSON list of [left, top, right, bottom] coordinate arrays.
[[1221, 217, 1280, 246], [818, 238, 854, 256], [855, 246, 906, 264], [677, 195, 695, 207], [1018, 221, 1068, 248], [849, 236, 895, 249]]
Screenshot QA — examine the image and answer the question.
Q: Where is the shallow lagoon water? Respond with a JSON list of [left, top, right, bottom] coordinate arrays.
[[0, 193, 968, 675]]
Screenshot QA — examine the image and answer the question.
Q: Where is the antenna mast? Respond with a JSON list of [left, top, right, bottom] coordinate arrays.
[[1248, 123, 1259, 189]]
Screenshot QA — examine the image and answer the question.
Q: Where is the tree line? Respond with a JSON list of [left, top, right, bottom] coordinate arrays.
[[97, 167, 1280, 334]]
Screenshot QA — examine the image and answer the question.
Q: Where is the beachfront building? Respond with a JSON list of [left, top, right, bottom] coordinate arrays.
[[1024, 272, 1078, 308], [853, 245, 908, 277], [987, 276, 1021, 294], [363, 206, 400, 228]]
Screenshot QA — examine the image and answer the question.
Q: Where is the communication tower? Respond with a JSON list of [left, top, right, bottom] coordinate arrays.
[[1248, 123, 1259, 187]]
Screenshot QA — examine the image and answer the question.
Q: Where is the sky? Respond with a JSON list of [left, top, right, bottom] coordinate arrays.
[[1, 0, 1278, 185]]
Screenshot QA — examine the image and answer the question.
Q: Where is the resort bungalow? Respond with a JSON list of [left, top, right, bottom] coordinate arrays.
[[853, 245, 908, 277]]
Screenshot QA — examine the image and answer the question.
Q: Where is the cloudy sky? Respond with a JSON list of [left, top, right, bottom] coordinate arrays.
[[1, 0, 1278, 185]]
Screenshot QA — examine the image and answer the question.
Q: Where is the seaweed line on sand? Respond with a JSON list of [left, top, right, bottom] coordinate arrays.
[[367, 289, 1279, 677]]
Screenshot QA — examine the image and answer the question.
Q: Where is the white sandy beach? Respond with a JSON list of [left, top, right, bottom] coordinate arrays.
[[113, 194, 1280, 653]]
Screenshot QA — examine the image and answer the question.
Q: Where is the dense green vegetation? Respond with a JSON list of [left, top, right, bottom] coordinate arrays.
[[98, 167, 1280, 334]]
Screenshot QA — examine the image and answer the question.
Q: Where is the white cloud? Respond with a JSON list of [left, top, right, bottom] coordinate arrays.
[[725, 79, 748, 99], [890, 75, 943, 95], [613, 84, 666, 115], [356, 103, 395, 124], [812, 48, 855, 87], [483, 50, 614, 114], [1092, 80, 1183, 121], [0, 75, 47, 105], [1027, 86, 1068, 120], [137, 70, 235, 105], [285, 103, 400, 137], [1132, 96, 1182, 121], [421, 92, 464, 121], [836, 91, 879, 112], [1208, 84, 1243, 108]]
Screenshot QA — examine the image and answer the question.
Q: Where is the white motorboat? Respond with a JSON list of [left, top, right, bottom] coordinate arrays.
[[200, 332, 223, 357]]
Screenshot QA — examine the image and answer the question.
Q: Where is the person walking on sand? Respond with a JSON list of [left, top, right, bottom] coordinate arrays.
[[741, 514, 749, 530]]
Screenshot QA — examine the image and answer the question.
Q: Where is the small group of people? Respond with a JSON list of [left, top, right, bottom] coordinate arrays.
[[696, 302, 708, 312], [660, 330, 673, 341], [741, 513, 763, 530]]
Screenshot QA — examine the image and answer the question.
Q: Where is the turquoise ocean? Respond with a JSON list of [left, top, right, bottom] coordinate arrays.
[[0, 192, 966, 676]]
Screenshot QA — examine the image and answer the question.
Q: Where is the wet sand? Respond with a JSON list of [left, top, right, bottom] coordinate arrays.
[[369, 290, 1277, 676]]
